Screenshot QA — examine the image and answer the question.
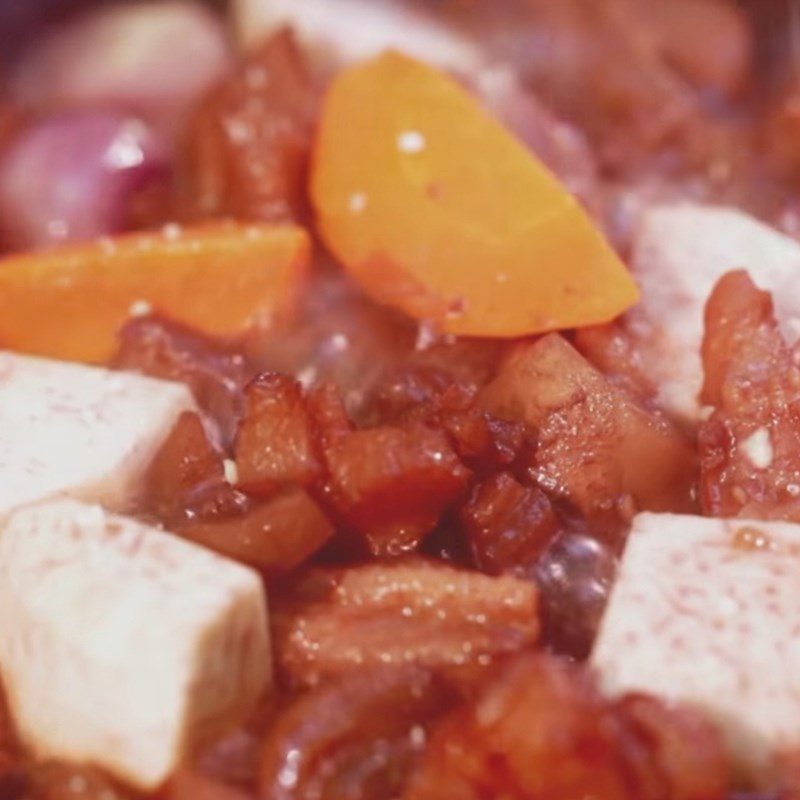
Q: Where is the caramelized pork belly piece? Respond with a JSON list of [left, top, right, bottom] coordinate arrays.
[[593, 512, 800, 786], [144, 410, 334, 575], [273, 558, 539, 690], [0, 350, 193, 515], [233, 373, 323, 497], [480, 333, 696, 535], [259, 665, 457, 800], [0, 499, 269, 790], [699, 271, 800, 521], [628, 204, 800, 422], [406, 651, 728, 800], [176, 30, 319, 226]]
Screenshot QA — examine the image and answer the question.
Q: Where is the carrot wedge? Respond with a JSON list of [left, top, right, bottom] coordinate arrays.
[[312, 52, 639, 337], [0, 223, 310, 363]]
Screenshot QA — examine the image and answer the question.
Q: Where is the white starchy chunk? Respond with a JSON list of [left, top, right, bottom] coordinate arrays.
[[9, 2, 232, 126], [629, 204, 800, 421], [592, 512, 800, 784], [0, 351, 194, 515], [233, 0, 484, 74], [0, 499, 270, 790]]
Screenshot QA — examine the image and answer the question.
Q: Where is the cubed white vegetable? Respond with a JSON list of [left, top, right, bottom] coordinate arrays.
[[0, 351, 194, 515], [233, 0, 484, 73], [0, 499, 270, 789], [592, 512, 800, 783], [629, 204, 800, 421], [10, 1, 232, 129]]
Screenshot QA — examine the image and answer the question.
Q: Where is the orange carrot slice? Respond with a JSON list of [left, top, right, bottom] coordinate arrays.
[[0, 223, 310, 363], [312, 52, 639, 337]]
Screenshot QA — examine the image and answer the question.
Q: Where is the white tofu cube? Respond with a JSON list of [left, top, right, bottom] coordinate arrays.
[[0, 351, 194, 515], [233, 0, 484, 73], [0, 499, 270, 790], [628, 204, 800, 421], [592, 512, 800, 783]]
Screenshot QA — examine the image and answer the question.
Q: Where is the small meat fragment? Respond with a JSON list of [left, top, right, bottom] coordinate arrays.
[[115, 314, 249, 447], [629, 204, 800, 421], [592, 511, 800, 785], [322, 423, 471, 556], [0, 500, 269, 790], [0, 351, 194, 516], [165, 769, 250, 800], [234, 373, 322, 496], [575, 322, 656, 402], [179, 487, 335, 576], [405, 652, 727, 800], [259, 666, 457, 800], [273, 558, 539, 690], [461, 472, 561, 575], [632, 0, 752, 97], [144, 410, 229, 523], [176, 30, 318, 224], [385, 383, 527, 477], [480, 334, 696, 533], [233, 0, 484, 74], [699, 271, 800, 520], [145, 413, 333, 574], [473, 0, 704, 169]]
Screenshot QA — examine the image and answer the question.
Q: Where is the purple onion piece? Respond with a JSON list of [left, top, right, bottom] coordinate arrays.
[[0, 110, 170, 250]]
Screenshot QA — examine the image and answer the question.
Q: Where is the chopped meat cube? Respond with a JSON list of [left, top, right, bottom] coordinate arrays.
[[144, 410, 229, 523], [176, 30, 318, 225], [574, 322, 656, 402], [461, 472, 561, 576], [406, 652, 727, 800], [273, 558, 539, 690], [145, 412, 334, 574], [322, 423, 471, 556], [259, 666, 457, 800], [628, 204, 800, 422], [480, 334, 696, 533], [592, 511, 800, 785], [178, 487, 334, 575], [234, 373, 323, 497], [699, 270, 800, 520], [0, 500, 269, 790], [0, 351, 194, 516]]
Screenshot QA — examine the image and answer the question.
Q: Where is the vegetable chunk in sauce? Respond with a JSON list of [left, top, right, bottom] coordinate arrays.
[[593, 512, 800, 786], [0, 499, 269, 790]]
